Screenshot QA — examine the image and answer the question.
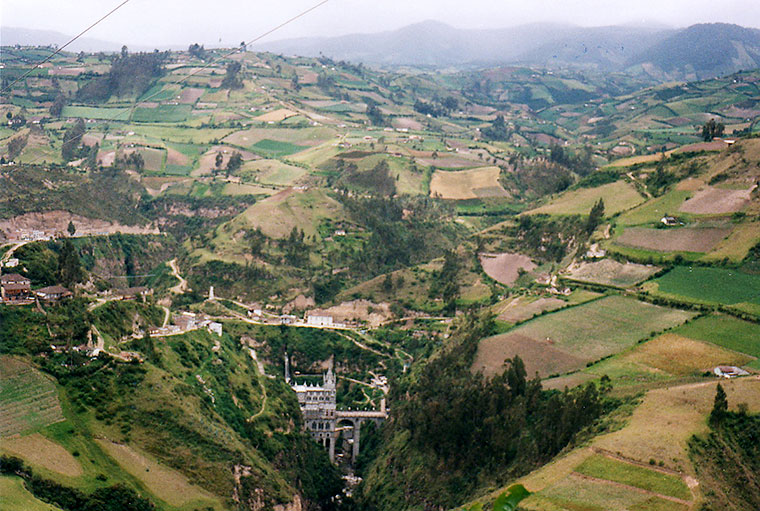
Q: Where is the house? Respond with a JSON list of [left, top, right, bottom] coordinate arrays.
[[1, 273, 31, 301], [35, 285, 72, 301], [713, 366, 750, 379], [660, 216, 678, 226], [306, 311, 334, 327], [114, 286, 152, 301]]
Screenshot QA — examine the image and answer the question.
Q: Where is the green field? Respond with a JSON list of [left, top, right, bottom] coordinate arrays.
[[0, 357, 64, 437], [617, 190, 691, 226], [61, 106, 130, 121], [650, 266, 760, 309], [132, 104, 192, 123], [575, 455, 691, 500], [674, 314, 760, 368], [0, 475, 64, 511], [251, 139, 307, 157]]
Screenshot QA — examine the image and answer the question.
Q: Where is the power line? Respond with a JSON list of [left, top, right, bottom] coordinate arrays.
[[24, 0, 331, 166], [1, 0, 132, 95]]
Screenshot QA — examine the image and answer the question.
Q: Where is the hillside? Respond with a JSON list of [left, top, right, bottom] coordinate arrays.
[[1, 41, 759, 511]]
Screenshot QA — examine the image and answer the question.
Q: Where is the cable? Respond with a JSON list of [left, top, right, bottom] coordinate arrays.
[[24, 0, 331, 166], [1, 0, 132, 95]]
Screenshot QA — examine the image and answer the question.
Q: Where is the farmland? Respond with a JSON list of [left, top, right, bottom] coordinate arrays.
[[527, 180, 645, 216], [429, 166, 509, 200], [479, 252, 536, 286], [565, 259, 660, 288], [0, 357, 64, 437], [615, 226, 731, 253], [647, 266, 760, 311], [673, 314, 760, 367], [473, 295, 695, 378]]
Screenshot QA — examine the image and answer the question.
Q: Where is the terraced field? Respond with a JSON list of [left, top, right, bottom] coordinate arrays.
[[565, 259, 660, 288], [0, 357, 64, 437]]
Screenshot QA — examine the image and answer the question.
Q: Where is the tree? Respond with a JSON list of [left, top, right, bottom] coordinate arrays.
[[188, 43, 205, 59], [121, 45, 128, 58], [701, 119, 725, 141], [50, 93, 66, 117], [62, 118, 86, 161], [215, 151, 223, 170], [221, 61, 243, 89], [226, 152, 242, 173], [7, 134, 28, 160], [67, 221, 76, 237], [585, 198, 605, 235], [58, 239, 84, 289], [710, 383, 728, 424]]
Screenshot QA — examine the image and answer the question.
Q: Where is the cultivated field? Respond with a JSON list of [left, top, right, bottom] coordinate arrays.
[[429, 166, 509, 200], [0, 357, 64, 437], [565, 259, 660, 288], [479, 253, 536, 286], [246, 159, 309, 186], [496, 296, 566, 324], [615, 226, 731, 252], [678, 185, 753, 214], [649, 266, 760, 311], [625, 333, 754, 376], [673, 314, 760, 367], [254, 108, 298, 122], [527, 181, 645, 216], [0, 433, 82, 477], [96, 439, 219, 508], [473, 296, 695, 378]]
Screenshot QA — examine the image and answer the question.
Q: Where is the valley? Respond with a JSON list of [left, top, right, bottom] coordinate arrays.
[[1, 27, 760, 511]]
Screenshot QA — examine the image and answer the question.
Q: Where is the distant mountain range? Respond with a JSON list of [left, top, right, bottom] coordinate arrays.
[[254, 21, 760, 79], [4, 21, 760, 80]]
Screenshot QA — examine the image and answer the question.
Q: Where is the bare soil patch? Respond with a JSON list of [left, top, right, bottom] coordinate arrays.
[[178, 88, 204, 104], [566, 259, 660, 288], [392, 118, 423, 130], [473, 334, 586, 378], [678, 185, 752, 214], [479, 253, 536, 286], [165, 147, 190, 166], [616, 226, 731, 253], [497, 297, 566, 323]]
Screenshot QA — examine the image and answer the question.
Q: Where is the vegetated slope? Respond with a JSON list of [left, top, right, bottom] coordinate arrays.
[[630, 23, 760, 79], [358, 313, 607, 511], [689, 411, 760, 511]]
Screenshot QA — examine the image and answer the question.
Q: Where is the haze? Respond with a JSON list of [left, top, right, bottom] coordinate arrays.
[[3, 0, 760, 48]]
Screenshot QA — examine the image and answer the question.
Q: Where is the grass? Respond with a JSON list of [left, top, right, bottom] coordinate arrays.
[[527, 181, 646, 216], [574, 455, 691, 500], [649, 266, 760, 308], [0, 357, 64, 437], [251, 139, 306, 157], [95, 439, 221, 509], [617, 190, 691, 226], [132, 104, 192, 123], [245, 159, 308, 186], [0, 475, 64, 511], [703, 221, 760, 262], [673, 314, 760, 367], [61, 106, 131, 121]]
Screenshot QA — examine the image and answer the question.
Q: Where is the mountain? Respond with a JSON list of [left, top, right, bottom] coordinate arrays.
[[256, 20, 760, 79], [628, 23, 760, 79], [1, 26, 153, 52]]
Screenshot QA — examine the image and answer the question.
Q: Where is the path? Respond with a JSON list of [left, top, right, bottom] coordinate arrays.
[[161, 306, 170, 328], [168, 259, 188, 294], [1, 241, 27, 265], [248, 348, 268, 421]]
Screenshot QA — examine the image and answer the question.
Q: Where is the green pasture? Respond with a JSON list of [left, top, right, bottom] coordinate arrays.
[[132, 104, 192, 123], [61, 106, 130, 121], [650, 266, 760, 309], [674, 315, 760, 367]]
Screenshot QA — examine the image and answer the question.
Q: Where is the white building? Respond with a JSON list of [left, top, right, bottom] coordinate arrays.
[[208, 322, 223, 337], [306, 312, 334, 327]]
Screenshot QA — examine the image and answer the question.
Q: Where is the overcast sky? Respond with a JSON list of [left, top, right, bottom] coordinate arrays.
[[3, 0, 760, 48]]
